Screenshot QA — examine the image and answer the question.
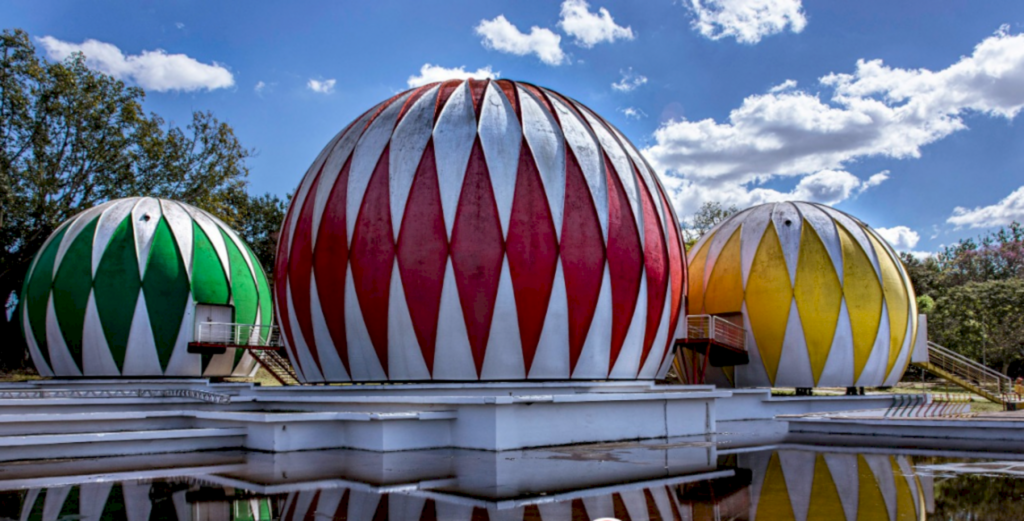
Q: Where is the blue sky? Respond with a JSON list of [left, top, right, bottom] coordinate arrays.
[[5, 0, 1024, 255]]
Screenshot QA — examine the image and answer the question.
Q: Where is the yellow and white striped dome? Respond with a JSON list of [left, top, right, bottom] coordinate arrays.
[[687, 202, 917, 388]]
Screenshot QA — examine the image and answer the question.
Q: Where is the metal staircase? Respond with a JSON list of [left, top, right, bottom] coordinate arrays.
[[913, 341, 1012, 405], [189, 323, 301, 386], [251, 349, 300, 386]]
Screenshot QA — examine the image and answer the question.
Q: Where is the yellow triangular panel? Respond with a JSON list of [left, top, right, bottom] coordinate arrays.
[[807, 454, 846, 521], [857, 455, 888, 521], [688, 234, 713, 315], [836, 224, 883, 382], [892, 457, 917, 521], [794, 220, 843, 385], [704, 227, 745, 315], [745, 223, 793, 385], [757, 452, 796, 521], [867, 232, 909, 377]]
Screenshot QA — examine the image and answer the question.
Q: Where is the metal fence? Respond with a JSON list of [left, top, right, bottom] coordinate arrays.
[[0, 389, 232, 404], [927, 341, 1011, 396], [195, 322, 281, 348], [884, 393, 975, 418], [686, 315, 746, 351]]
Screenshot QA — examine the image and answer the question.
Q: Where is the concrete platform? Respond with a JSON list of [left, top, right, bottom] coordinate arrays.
[[0, 379, 911, 458]]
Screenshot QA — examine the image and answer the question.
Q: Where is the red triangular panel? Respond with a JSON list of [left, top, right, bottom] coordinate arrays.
[[314, 156, 354, 376], [605, 153, 643, 373]]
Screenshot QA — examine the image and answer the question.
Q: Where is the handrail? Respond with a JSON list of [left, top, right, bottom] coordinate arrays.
[[928, 342, 1008, 381], [685, 315, 746, 351], [194, 322, 282, 348]]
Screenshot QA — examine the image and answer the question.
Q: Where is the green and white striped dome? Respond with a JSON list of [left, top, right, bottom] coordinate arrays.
[[19, 197, 273, 377]]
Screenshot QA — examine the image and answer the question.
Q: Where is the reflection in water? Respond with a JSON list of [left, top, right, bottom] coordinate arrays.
[[0, 448, 938, 521]]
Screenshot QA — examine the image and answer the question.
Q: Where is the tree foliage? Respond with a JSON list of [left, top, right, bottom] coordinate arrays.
[[683, 201, 738, 246], [902, 222, 1024, 376], [0, 29, 282, 369]]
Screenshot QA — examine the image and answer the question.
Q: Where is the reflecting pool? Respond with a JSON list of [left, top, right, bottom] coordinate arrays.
[[1, 436, 1022, 520]]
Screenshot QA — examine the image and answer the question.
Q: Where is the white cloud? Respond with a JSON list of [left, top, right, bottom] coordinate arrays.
[[875, 225, 921, 250], [689, 0, 807, 44], [307, 78, 336, 94], [860, 170, 889, 192], [948, 185, 1024, 228], [612, 68, 647, 92], [558, 0, 634, 48], [36, 36, 233, 92], [621, 107, 647, 119], [769, 79, 797, 93], [407, 64, 499, 87], [475, 15, 566, 66], [254, 81, 266, 94], [645, 31, 1024, 214], [175, 22, 185, 30]]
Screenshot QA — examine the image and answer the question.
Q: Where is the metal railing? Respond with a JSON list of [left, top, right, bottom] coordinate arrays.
[[0, 389, 232, 404], [884, 393, 975, 419], [686, 315, 746, 351], [194, 322, 281, 348], [926, 341, 1011, 396]]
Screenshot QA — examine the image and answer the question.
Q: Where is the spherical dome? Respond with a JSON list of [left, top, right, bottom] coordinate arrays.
[[688, 202, 917, 388], [275, 79, 686, 383], [20, 197, 273, 377]]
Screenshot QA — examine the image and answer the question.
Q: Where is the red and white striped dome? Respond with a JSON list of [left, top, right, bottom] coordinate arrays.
[[275, 79, 686, 383]]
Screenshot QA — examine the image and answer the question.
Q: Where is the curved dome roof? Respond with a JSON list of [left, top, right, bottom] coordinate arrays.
[[687, 202, 917, 388], [275, 79, 686, 383], [20, 197, 273, 377]]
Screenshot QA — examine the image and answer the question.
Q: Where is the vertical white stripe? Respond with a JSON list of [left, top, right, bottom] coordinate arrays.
[[388, 85, 439, 241], [41, 487, 71, 521], [433, 258, 478, 380], [857, 301, 891, 387], [816, 204, 884, 280], [796, 203, 845, 286], [433, 82, 479, 239], [82, 291, 119, 375], [388, 263, 431, 380], [310, 272, 351, 382], [80, 483, 114, 521], [735, 205, 773, 288], [54, 201, 112, 271], [818, 299, 855, 387], [517, 86, 567, 242], [773, 299, 814, 387], [548, 94, 609, 241], [92, 199, 137, 277], [311, 108, 380, 246], [479, 82, 523, 238], [45, 295, 82, 376], [640, 281, 674, 379], [863, 454, 898, 521], [480, 258, 526, 380], [183, 206, 232, 285], [287, 282, 325, 382], [347, 491, 383, 520], [529, 262, 570, 379], [610, 273, 647, 379], [163, 301, 199, 376], [779, 450, 817, 521], [346, 92, 409, 244], [771, 203, 803, 287], [159, 201, 195, 280], [121, 293, 162, 375], [737, 302, 772, 387], [701, 216, 743, 291], [23, 303, 53, 377], [131, 197, 163, 278], [344, 265, 387, 381], [823, 453, 861, 521], [572, 265, 612, 379], [122, 483, 152, 521]]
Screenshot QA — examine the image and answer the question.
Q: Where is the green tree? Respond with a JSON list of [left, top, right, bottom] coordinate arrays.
[[683, 201, 738, 246], [0, 29, 257, 369], [234, 192, 288, 277], [930, 278, 1024, 373]]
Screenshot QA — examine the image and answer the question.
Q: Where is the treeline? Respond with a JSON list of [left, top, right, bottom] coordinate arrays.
[[902, 223, 1024, 375], [0, 29, 285, 369]]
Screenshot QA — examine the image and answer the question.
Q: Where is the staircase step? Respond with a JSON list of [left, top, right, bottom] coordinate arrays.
[[0, 427, 246, 462]]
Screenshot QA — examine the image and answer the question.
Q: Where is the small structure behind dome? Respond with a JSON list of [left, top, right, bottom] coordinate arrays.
[[274, 79, 687, 383], [19, 197, 273, 377], [686, 201, 918, 388]]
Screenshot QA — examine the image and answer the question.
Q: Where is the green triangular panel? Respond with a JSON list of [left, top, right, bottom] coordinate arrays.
[[26, 489, 46, 521], [52, 219, 98, 371], [94, 216, 142, 370], [101, 483, 128, 520], [223, 230, 258, 325], [58, 486, 80, 520], [191, 223, 229, 305], [24, 226, 68, 369], [233, 347, 245, 370], [143, 218, 191, 371]]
